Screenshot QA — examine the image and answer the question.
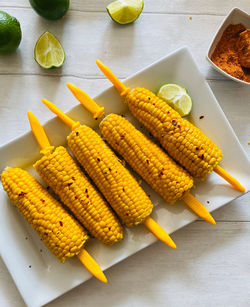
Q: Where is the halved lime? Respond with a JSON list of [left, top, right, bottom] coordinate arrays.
[[107, 0, 144, 25], [157, 83, 192, 117], [34, 31, 65, 69]]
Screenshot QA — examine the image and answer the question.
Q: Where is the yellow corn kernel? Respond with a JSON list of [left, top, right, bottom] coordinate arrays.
[[34, 146, 123, 246], [100, 113, 193, 204], [126, 88, 223, 179], [1, 168, 88, 263], [67, 126, 153, 227]]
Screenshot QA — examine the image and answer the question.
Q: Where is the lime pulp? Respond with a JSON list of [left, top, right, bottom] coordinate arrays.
[[107, 0, 144, 24], [157, 83, 193, 117], [34, 31, 65, 69]]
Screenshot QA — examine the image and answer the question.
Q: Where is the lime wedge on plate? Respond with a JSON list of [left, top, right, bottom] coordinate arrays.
[[157, 83, 192, 117], [34, 31, 65, 69], [107, 0, 144, 24]]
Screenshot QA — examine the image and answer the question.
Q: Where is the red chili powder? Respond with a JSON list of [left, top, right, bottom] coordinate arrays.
[[211, 24, 250, 82]]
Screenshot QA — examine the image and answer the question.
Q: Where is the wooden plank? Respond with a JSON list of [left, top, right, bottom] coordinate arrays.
[[0, 8, 229, 80], [1, 0, 250, 15], [1, 221, 249, 306]]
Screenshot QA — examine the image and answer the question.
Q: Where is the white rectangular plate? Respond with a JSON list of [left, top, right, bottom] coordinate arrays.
[[0, 47, 250, 307]]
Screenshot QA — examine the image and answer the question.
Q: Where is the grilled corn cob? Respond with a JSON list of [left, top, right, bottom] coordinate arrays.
[[100, 113, 193, 204], [65, 86, 216, 224], [67, 125, 153, 227], [1, 167, 88, 263], [95, 60, 245, 192], [42, 98, 177, 248], [28, 112, 123, 246], [126, 87, 222, 180]]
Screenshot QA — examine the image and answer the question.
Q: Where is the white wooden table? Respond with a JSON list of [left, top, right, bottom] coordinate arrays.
[[0, 1, 250, 306]]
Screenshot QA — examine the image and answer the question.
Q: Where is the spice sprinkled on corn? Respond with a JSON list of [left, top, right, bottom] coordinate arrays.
[[34, 145, 123, 245], [67, 125, 153, 227], [100, 113, 193, 204], [1, 167, 88, 263]]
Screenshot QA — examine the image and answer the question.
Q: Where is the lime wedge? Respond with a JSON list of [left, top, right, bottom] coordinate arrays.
[[107, 0, 144, 25], [157, 83, 192, 117], [34, 31, 65, 69]]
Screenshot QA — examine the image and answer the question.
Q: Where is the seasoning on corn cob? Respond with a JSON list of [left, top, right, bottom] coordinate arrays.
[[94, 60, 245, 193], [66, 85, 216, 225], [42, 98, 177, 249], [27, 111, 123, 248], [1, 167, 107, 283]]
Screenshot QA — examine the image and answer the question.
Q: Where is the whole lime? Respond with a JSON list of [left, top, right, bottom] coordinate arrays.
[[0, 11, 22, 55], [29, 0, 69, 20]]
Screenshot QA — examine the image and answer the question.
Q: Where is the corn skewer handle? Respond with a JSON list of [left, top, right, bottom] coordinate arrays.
[[42, 99, 79, 130], [182, 192, 216, 225], [77, 249, 107, 283], [28, 111, 51, 150], [67, 83, 105, 120], [143, 217, 176, 249], [67, 83, 105, 119], [96, 60, 130, 97], [214, 166, 245, 192], [27, 111, 107, 283]]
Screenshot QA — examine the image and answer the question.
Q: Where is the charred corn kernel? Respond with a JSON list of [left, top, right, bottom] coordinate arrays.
[[126, 88, 223, 179], [67, 125, 153, 227], [1, 168, 88, 263], [34, 146, 123, 246], [100, 114, 193, 204]]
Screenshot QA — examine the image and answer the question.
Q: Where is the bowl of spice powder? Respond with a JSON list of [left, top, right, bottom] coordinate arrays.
[[207, 8, 250, 84]]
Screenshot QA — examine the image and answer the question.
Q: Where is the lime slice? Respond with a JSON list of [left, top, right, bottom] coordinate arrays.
[[107, 0, 144, 25], [157, 83, 192, 117], [34, 31, 65, 69]]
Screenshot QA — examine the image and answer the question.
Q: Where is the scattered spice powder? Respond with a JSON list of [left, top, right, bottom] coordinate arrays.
[[211, 24, 250, 82], [18, 191, 27, 197], [172, 119, 177, 126]]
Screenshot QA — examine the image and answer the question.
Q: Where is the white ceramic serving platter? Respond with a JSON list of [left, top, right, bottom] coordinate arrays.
[[0, 47, 250, 307], [207, 7, 250, 85]]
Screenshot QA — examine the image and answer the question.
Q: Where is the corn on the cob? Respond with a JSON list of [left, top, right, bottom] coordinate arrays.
[[95, 60, 246, 192], [66, 84, 219, 225], [1, 167, 88, 263], [100, 113, 194, 204], [67, 125, 153, 227], [126, 87, 222, 179], [33, 145, 123, 245], [42, 99, 177, 248]]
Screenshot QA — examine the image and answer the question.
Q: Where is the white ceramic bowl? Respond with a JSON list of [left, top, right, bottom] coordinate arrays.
[[207, 7, 250, 85]]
